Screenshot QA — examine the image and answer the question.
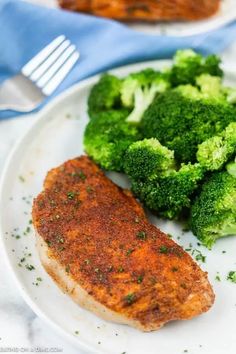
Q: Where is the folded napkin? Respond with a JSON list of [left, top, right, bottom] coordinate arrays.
[[1, 0, 236, 119]]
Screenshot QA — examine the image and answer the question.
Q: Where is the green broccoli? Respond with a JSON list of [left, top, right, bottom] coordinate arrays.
[[197, 122, 236, 171], [175, 84, 202, 100], [140, 87, 236, 163], [132, 163, 204, 219], [175, 74, 226, 103], [83, 109, 140, 171], [120, 69, 170, 124], [227, 157, 236, 177], [123, 138, 175, 180], [195, 74, 226, 102], [169, 49, 223, 86], [227, 88, 236, 104], [88, 74, 122, 119], [190, 169, 236, 248], [200, 78, 236, 105]]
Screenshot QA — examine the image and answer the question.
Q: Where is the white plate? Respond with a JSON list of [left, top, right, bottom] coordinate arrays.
[[1, 60, 236, 354], [130, 0, 236, 36]]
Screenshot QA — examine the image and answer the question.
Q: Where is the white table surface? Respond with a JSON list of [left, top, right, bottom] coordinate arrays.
[[1, 1, 236, 353]]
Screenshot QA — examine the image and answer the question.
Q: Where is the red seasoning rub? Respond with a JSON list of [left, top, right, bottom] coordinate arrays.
[[59, 0, 220, 22], [32, 156, 214, 331]]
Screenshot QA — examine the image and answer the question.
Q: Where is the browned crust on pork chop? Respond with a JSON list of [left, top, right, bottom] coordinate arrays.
[[32, 156, 214, 331]]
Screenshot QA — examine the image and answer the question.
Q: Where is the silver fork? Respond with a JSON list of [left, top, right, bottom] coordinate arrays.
[[0, 35, 80, 112]]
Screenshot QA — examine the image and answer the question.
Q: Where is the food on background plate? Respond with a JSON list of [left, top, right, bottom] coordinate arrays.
[[83, 49, 236, 248], [32, 156, 214, 331], [59, 0, 220, 22]]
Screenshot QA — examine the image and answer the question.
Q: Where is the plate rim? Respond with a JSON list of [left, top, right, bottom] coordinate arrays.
[[0, 59, 172, 353]]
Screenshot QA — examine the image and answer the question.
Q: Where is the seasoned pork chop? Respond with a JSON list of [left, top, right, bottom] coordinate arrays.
[[32, 156, 214, 331]]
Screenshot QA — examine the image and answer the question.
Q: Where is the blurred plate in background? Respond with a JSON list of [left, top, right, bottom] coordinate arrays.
[[130, 0, 236, 36], [26, 0, 236, 36]]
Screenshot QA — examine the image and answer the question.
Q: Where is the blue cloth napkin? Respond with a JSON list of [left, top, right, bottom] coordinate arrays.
[[1, 0, 236, 119]]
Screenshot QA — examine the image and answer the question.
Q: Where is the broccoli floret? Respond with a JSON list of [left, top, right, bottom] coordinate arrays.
[[197, 136, 230, 171], [197, 122, 236, 171], [196, 74, 226, 102], [123, 138, 175, 180], [176, 74, 226, 103], [132, 163, 204, 219], [227, 157, 236, 177], [227, 88, 236, 104], [84, 109, 140, 171], [120, 69, 170, 124], [190, 170, 236, 248], [140, 90, 236, 163], [88, 74, 122, 118], [175, 84, 202, 100], [169, 49, 223, 86], [121, 69, 155, 108]]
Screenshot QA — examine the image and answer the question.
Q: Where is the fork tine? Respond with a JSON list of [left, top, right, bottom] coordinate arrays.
[[21, 35, 66, 77], [36, 44, 76, 88], [42, 52, 80, 96], [30, 39, 71, 82]]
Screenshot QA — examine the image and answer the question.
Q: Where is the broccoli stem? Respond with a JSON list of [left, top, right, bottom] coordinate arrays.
[[126, 84, 159, 124]]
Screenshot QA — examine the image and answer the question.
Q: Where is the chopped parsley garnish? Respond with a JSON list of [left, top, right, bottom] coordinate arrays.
[[86, 186, 93, 193], [65, 265, 70, 273], [137, 275, 143, 284], [195, 250, 206, 263], [26, 264, 35, 271], [136, 231, 147, 240], [159, 245, 168, 254], [124, 293, 136, 305], [118, 266, 124, 273], [227, 271, 236, 283], [58, 237, 64, 244], [215, 274, 221, 282], [126, 248, 134, 256], [46, 240, 52, 247], [78, 171, 86, 180], [67, 191, 75, 200]]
